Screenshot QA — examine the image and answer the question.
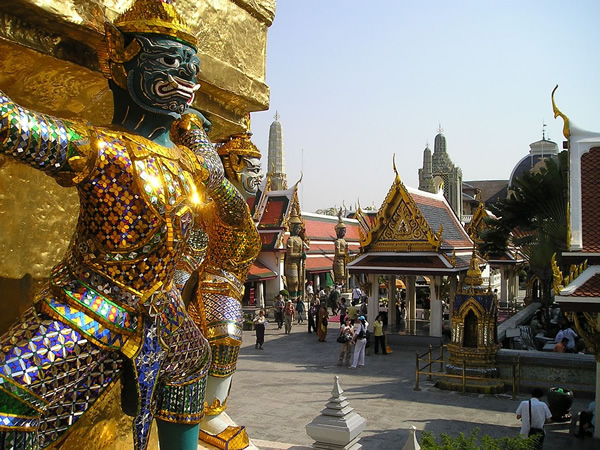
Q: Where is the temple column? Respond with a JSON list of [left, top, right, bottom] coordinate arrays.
[[500, 267, 509, 308], [429, 276, 442, 337], [407, 275, 416, 335], [389, 275, 397, 326], [257, 281, 265, 309], [512, 269, 520, 308], [448, 274, 457, 332], [367, 273, 378, 330]]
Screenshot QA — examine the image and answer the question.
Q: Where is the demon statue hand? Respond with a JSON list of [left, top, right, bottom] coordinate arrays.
[[0, 1, 230, 449], [284, 213, 306, 298], [174, 126, 262, 449], [333, 208, 349, 286]]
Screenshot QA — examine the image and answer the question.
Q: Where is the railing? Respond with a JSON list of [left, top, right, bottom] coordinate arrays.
[[414, 344, 520, 400]]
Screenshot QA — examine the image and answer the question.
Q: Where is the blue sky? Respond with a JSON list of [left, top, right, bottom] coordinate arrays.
[[249, 1, 600, 212]]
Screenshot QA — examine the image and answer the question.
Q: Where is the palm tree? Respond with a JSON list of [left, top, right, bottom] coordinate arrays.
[[480, 151, 568, 310]]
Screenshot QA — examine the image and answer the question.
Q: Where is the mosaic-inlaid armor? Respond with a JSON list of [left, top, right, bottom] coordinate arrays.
[[0, 92, 220, 450]]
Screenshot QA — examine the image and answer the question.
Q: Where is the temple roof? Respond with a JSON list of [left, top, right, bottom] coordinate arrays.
[[463, 180, 508, 205], [285, 212, 361, 273], [247, 259, 278, 281], [252, 180, 302, 252], [556, 266, 600, 312], [580, 147, 600, 252], [348, 169, 476, 275]]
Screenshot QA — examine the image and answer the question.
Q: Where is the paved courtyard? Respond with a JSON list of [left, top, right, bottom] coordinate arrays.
[[224, 319, 597, 449]]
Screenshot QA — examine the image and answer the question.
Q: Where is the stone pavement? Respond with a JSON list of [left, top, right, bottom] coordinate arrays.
[[222, 319, 597, 450]]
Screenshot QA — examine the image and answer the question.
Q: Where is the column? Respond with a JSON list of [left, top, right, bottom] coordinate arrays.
[[429, 276, 442, 337], [449, 275, 457, 331], [367, 273, 378, 331], [257, 281, 265, 309], [389, 275, 397, 326], [407, 275, 416, 335], [500, 267, 509, 308]]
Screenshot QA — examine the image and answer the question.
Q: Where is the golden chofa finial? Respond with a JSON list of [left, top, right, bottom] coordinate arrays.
[[552, 85, 570, 140]]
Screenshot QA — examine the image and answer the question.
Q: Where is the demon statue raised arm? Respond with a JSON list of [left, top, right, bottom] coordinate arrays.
[[0, 1, 254, 449]]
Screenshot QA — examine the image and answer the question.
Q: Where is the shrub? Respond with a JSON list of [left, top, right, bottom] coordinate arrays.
[[420, 428, 537, 450]]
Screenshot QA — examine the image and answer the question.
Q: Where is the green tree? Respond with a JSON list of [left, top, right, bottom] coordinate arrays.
[[480, 151, 568, 309]]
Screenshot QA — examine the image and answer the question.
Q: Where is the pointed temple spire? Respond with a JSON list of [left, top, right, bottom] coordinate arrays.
[[267, 112, 287, 190]]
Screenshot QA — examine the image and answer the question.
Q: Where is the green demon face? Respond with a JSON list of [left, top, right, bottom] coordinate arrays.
[[125, 35, 200, 117]]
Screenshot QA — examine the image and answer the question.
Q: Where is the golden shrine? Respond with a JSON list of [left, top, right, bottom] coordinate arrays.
[[438, 252, 504, 394]]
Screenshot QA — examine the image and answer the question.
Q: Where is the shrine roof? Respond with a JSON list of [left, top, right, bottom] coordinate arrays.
[[348, 251, 473, 275], [408, 188, 473, 249], [247, 259, 278, 281]]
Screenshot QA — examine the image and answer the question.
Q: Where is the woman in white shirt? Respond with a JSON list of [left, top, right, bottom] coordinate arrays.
[[350, 316, 368, 369]]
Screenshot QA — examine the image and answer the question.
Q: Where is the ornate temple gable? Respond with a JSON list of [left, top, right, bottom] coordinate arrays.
[[464, 201, 488, 243], [360, 170, 441, 253]]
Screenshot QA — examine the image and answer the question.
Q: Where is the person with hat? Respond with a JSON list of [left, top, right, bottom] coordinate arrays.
[[350, 316, 369, 368], [306, 280, 314, 302], [283, 299, 295, 334]]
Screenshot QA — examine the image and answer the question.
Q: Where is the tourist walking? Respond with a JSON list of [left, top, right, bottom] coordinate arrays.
[[352, 285, 362, 304], [347, 301, 358, 325], [306, 281, 314, 302], [338, 317, 354, 366], [296, 297, 305, 324], [307, 301, 317, 333], [338, 297, 348, 325], [283, 300, 294, 334], [373, 314, 387, 355], [317, 302, 329, 342], [328, 288, 339, 315], [350, 316, 368, 369], [274, 294, 284, 329], [253, 309, 266, 350], [516, 388, 552, 449]]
